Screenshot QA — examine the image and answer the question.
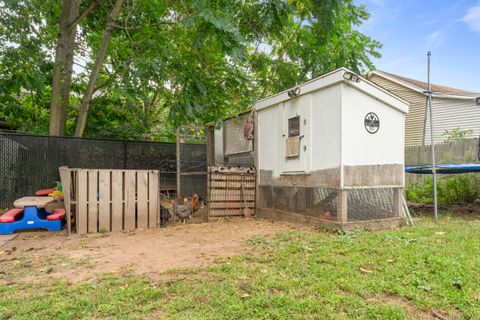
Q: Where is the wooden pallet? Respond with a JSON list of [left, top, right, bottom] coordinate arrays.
[[60, 167, 159, 234], [208, 166, 256, 217]]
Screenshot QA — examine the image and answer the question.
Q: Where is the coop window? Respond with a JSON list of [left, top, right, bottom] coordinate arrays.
[[288, 116, 300, 137]]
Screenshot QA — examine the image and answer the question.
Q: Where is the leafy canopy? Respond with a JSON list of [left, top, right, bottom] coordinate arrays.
[[0, 0, 380, 140]]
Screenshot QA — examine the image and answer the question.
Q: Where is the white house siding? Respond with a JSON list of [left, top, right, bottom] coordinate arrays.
[[368, 74, 426, 146], [424, 97, 480, 144], [341, 83, 405, 166]]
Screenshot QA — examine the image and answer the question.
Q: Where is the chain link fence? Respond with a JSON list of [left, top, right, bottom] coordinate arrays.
[[0, 133, 207, 209]]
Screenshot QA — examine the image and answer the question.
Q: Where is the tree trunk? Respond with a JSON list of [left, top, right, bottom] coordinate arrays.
[[49, 0, 97, 136], [74, 0, 125, 137], [58, 0, 79, 135], [49, 0, 77, 136]]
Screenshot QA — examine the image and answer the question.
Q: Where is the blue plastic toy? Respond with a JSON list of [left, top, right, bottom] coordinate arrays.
[[0, 206, 64, 235]]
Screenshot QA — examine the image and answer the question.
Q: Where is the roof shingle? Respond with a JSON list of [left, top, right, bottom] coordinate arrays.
[[376, 70, 479, 97]]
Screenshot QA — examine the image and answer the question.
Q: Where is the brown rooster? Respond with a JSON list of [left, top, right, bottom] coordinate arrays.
[[192, 193, 200, 213]]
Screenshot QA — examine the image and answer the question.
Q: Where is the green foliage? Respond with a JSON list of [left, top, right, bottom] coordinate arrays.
[[1, 0, 381, 139], [406, 174, 479, 204], [442, 128, 474, 143]]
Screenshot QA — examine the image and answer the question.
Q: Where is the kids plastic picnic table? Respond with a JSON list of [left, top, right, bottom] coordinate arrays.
[[0, 196, 65, 234]]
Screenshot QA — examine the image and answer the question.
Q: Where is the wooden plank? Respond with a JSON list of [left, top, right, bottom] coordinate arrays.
[[137, 171, 148, 229], [178, 172, 208, 176], [176, 128, 181, 197], [210, 181, 256, 188], [209, 189, 255, 199], [209, 208, 245, 216], [73, 171, 77, 231], [210, 175, 255, 182], [124, 170, 136, 231], [148, 171, 159, 228], [88, 170, 98, 233], [111, 170, 123, 232], [209, 196, 256, 202], [58, 167, 72, 235], [209, 202, 255, 209], [99, 170, 111, 231], [77, 170, 88, 234]]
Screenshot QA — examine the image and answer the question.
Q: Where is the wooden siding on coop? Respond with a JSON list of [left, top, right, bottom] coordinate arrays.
[[208, 166, 256, 217], [60, 167, 159, 234]]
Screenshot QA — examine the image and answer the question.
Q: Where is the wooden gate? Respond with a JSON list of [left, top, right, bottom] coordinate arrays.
[[60, 167, 159, 234], [208, 166, 256, 217]]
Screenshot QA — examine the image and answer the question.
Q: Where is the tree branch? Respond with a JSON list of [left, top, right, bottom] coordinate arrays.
[[93, 81, 109, 93], [67, 0, 98, 32]]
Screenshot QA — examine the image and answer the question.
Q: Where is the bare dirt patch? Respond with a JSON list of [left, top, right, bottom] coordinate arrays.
[[408, 202, 480, 219], [367, 293, 460, 320], [0, 218, 290, 283]]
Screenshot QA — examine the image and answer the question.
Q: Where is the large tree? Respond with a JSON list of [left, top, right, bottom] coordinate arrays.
[[0, 0, 381, 140]]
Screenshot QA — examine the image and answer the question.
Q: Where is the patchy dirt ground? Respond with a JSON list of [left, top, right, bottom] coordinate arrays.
[[0, 218, 291, 284]]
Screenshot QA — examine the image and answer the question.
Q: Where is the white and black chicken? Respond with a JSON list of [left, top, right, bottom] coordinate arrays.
[[172, 198, 192, 224]]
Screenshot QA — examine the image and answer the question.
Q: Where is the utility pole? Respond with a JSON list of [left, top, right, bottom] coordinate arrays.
[[427, 51, 438, 220]]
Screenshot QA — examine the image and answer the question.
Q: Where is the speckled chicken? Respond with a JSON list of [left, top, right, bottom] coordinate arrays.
[[172, 198, 192, 223]]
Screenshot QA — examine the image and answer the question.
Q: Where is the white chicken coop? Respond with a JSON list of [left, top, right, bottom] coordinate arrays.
[[253, 67, 409, 229]]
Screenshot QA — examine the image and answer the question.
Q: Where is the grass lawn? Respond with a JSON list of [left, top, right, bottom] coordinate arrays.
[[1, 216, 479, 319]]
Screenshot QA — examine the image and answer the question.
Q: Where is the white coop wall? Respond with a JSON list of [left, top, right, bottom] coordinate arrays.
[[310, 84, 342, 171], [253, 68, 409, 229], [280, 93, 312, 173], [213, 126, 224, 165], [341, 83, 405, 166], [257, 103, 282, 176]]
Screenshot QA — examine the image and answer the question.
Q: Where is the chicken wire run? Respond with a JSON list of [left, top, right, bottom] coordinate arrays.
[[259, 186, 338, 221], [0, 133, 207, 211], [347, 188, 396, 222]]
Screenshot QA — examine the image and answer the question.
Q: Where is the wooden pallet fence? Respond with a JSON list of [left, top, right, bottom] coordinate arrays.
[[208, 166, 256, 217], [60, 168, 159, 234]]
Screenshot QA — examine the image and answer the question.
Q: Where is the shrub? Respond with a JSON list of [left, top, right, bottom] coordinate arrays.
[[406, 174, 479, 205]]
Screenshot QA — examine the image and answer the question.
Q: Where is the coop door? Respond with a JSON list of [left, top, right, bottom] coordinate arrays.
[[282, 95, 310, 173]]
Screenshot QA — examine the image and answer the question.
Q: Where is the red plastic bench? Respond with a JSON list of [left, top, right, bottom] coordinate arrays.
[[0, 208, 24, 223], [35, 188, 56, 196], [46, 209, 65, 221]]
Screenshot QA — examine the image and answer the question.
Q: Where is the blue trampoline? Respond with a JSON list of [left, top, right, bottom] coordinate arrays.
[[405, 164, 480, 174]]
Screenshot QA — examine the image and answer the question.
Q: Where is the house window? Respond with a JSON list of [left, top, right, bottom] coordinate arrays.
[[288, 116, 300, 137]]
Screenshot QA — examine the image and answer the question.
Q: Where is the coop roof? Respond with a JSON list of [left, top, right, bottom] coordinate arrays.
[[255, 67, 409, 114]]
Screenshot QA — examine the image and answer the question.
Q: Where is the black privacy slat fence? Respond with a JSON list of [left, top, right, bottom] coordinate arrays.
[[0, 133, 207, 209]]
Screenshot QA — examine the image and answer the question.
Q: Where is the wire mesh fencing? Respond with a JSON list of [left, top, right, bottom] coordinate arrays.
[[347, 188, 396, 221], [0, 133, 207, 209], [259, 186, 338, 221]]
